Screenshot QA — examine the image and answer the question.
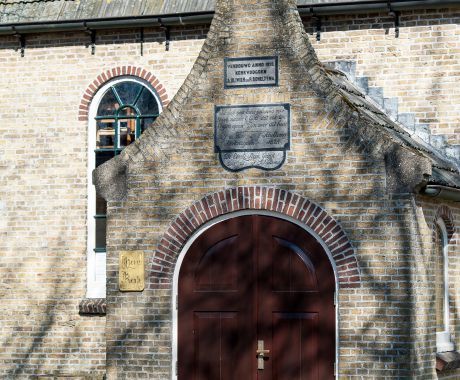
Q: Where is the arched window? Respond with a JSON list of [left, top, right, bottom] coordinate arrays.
[[87, 77, 162, 298], [435, 217, 454, 352]]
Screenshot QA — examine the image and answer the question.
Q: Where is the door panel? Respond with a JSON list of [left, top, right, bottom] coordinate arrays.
[[178, 215, 335, 379], [179, 217, 255, 379], [195, 235, 239, 291], [193, 312, 240, 380], [272, 312, 318, 380], [271, 237, 318, 291], [256, 216, 335, 380]]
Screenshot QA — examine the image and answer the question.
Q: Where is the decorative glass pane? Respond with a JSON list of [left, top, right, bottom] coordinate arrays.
[[95, 151, 115, 167], [140, 117, 155, 133], [135, 88, 159, 115], [96, 120, 115, 148], [435, 225, 445, 333], [97, 88, 120, 116], [113, 82, 142, 105], [95, 217, 107, 249], [118, 119, 136, 148], [96, 193, 107, 215]]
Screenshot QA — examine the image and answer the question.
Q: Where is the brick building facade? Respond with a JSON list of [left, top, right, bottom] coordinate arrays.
[[0, 0, 459, 378]]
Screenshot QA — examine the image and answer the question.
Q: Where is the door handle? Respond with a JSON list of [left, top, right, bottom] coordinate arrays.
[[256, 340, 270, 370]]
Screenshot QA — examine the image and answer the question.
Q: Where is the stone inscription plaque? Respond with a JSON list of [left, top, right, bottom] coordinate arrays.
[[215, 104, 290, 171], [215, 104, 290, 152], [119, 251, 144, 291], [224, 56, 278, 88]]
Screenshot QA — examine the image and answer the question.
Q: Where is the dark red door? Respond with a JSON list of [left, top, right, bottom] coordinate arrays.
[[178, 215, 335, 379]]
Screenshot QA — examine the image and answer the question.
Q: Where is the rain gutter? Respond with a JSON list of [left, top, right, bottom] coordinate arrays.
[[297, 0, 460, 15], [0, 0, 459, 36], [421, 185, 460, 202], [0, 11, 214, 35]]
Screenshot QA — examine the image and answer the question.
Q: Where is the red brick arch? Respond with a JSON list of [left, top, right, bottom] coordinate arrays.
[[78, 66, 169, 122], [434, 205, 456, 241], [150, 186, 360, 289]]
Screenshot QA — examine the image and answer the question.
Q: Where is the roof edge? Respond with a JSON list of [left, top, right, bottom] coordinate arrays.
[[1, 0, 459, 35], [421, 185, 460, 202]]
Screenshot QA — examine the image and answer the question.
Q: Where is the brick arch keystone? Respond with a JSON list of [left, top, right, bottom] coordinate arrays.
[[150, 186, 360, 289], [78, 66, 170, 122], [434, 205, 455, 241]]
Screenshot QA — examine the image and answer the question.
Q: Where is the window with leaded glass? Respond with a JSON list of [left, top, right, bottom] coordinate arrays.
[[87, 78, 161, 298]]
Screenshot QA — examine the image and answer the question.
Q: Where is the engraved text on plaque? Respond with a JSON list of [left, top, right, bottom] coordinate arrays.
[[224, 56, 278, 88], [214, 103, 290, 171], [119, 251, 144, 291]]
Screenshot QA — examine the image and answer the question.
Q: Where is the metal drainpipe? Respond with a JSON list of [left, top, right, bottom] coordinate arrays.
[[0, 0, 459, 36], [421, 185, 460, 202]]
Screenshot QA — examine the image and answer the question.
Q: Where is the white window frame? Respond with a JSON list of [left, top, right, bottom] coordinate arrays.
[[86, 76, 163, 298], [436, 217, 454, 353]]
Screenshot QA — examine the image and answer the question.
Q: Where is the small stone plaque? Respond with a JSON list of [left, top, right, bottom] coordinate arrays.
[[215, 103, 290, 171], [119, 251, 144, 292], [224, 56, 278, 88]]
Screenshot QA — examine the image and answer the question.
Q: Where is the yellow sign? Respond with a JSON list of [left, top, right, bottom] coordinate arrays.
[[119, 251, 144, 291]]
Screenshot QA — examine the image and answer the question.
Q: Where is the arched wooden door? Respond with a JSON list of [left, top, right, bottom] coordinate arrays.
[[178, 215, 335, 379]]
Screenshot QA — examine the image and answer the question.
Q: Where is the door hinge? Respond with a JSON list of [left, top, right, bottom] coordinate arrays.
[[176, 295, 178, 310]]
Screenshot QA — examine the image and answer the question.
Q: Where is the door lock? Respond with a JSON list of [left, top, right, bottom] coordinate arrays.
[[256, 340, 270, 370]]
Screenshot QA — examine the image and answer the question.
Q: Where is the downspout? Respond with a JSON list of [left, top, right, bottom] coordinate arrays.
[[0, 0, 459, 36], [420, 185, 460, 202]]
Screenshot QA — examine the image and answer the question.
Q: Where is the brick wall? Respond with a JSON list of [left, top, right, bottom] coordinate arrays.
[[0, 26, 207, 378], [97, 0, 460, 378], [0, 2, 459, 378], [416, 199, 460, 379], [305, 7, 460, 145]]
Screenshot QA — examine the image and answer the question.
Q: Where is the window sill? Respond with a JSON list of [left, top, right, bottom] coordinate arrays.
[[437, 331, 455, 353], [79, 298, 106, 315], [436, 351, 460, 372]]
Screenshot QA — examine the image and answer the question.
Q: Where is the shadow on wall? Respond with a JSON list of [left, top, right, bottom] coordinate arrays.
[[1, 7, 458, 53], [0, 209, 105, 378], [302, 8, 460, 35], [101, 30, 434, 377], [2, 4, 455, 378], [0, 25, 209, 52]]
